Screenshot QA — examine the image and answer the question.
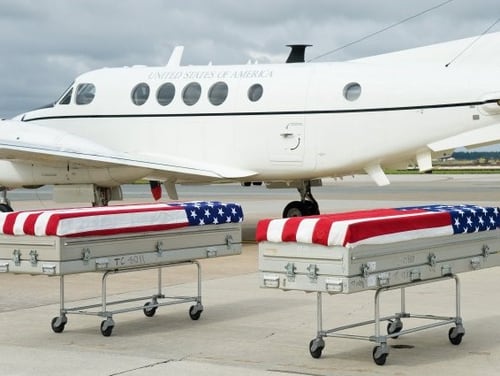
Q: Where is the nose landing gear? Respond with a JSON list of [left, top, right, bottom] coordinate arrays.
[[0, 188, 13, 212], [282, 180, 320, 218]]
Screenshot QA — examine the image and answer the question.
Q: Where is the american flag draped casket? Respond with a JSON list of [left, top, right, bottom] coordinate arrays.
[[0, 201, 244, 237], [258, 204, 500, 294], [0, 201, 245, 334], [0, 201, 244, 275], [258, 206, 500, 363], [256, 204, 500, 248]]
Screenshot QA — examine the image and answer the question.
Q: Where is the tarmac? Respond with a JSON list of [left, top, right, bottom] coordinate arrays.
[[1, 174, 500, 375]]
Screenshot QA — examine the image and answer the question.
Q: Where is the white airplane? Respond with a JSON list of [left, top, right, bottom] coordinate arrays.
[[1, 32, 500, 217]]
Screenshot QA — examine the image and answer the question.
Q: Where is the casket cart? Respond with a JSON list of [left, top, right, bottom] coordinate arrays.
[[0, 201, 243, 336], [258, 204, 500, 365]]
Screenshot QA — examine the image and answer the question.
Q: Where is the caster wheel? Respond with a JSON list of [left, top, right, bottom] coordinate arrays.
[[448, 326, 464, 345], [309, 338, 325, 359], [51, 316, 67, 333], [143, 302, 157, 318], [387, 320, 403, 338], [100, 319, 114, 337], [372, 346, 388, 366], [189, 304, 203, 320]]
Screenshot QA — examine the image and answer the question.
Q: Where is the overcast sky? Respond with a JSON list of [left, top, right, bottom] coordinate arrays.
[[0, 0, 499, 119]]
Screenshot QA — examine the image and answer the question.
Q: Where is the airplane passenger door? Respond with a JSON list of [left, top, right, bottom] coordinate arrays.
[[268, 122, 305, 163]]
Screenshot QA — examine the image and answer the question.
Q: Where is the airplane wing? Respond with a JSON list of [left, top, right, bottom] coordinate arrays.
[[0, 120, 257, 181]]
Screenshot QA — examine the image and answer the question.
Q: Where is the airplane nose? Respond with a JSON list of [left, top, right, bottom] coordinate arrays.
[[9, 113, 25, 121]]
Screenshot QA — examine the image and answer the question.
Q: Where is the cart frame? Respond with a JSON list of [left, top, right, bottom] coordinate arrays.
[[50, 260, 204, 336], [309, 273, 465, 365]]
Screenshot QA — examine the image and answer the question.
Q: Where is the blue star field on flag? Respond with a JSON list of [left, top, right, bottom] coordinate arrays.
[[171, 201, 244, 226], [397, 204, 499, 234]]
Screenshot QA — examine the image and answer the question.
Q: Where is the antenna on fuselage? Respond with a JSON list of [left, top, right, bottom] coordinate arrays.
[[167, 46, 184, 67], [286, 44, 312, 63], [445, 17, 500, 67]]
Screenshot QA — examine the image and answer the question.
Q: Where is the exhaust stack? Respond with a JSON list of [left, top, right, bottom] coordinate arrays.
[[286, 44, 312, 63]]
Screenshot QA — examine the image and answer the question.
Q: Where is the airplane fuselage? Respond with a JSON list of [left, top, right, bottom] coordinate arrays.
[[13, 60, 500, 187]]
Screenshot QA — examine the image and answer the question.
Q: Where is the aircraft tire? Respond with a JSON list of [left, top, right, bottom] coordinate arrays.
[[283, 201, 305, 217], [303, 200, 320, 215], [0, 203, 13, 212], [282, 200, 319, 218]]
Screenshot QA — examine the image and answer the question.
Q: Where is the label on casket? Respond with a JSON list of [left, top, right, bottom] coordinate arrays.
[[108, 254, 148, 268]]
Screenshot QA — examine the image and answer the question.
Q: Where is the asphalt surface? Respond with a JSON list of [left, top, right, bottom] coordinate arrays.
[[1, 174, 499, 375]]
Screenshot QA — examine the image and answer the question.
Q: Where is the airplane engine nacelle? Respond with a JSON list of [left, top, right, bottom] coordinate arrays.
[[0, 160, 150, 188]]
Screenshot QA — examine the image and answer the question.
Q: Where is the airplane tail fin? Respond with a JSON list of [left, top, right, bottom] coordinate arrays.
[[353, 31, 500, 67]]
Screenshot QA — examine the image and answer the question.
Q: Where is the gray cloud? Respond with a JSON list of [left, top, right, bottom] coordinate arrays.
[[0, 0, 499, 117]]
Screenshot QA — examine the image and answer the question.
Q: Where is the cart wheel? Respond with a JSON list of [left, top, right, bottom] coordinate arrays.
[[372, 346, 388, 366], [143, 302, 157, 318], [387, 319, 403, 339], [448, 326, 464, 345], [100, 319, 114, 337], [189, 304, 203, 320], [309, 338, 325, 359], [51, 316, 67, 333]]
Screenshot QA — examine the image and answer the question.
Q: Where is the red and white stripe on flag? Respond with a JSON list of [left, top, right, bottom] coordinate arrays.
[[0, 203, 189, 237], [256, 208, 455, 248]]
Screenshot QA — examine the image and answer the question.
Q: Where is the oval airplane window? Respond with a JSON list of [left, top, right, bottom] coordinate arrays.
[[131, 83, 150, 105], [343, 82, 361, 101], [182, 82, 202, 106], [208, 82, 228, 106], [157, 83, 175, 106], [75, 83, 95, 105], [248, 83, 263, 102]]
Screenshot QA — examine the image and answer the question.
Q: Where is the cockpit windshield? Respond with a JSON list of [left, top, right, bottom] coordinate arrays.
[[75, 83, 95, 105], [56, 82, 74, 105], [59, 88, 73, 105], [55, 82, 96, 106]]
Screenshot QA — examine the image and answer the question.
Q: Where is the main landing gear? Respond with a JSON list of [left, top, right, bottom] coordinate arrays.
[[0, 188, 13, 212], [282, 180, 320, 218]]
